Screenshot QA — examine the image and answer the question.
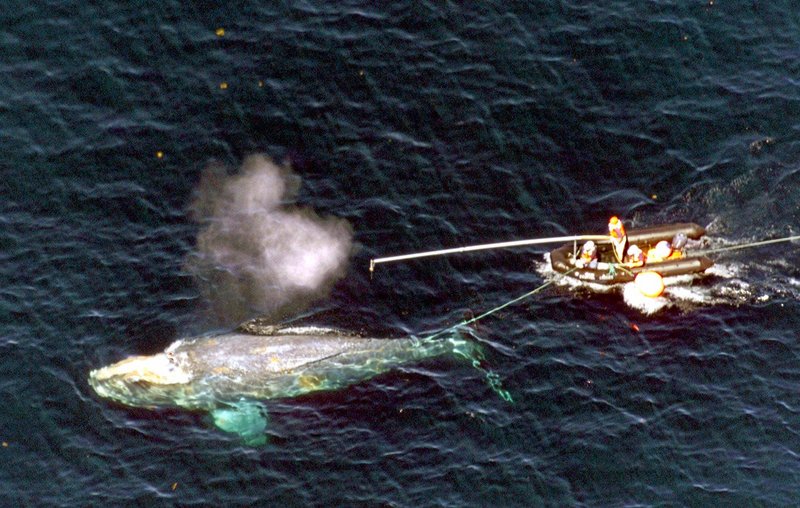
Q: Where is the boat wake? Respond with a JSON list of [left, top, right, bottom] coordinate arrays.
[[536, 252, 796, 314]]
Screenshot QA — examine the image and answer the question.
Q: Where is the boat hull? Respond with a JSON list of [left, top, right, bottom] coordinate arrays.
[[549, 223, 713, 285]]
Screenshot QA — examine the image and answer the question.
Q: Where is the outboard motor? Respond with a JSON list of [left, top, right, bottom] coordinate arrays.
[[671, 232, 688, 250]]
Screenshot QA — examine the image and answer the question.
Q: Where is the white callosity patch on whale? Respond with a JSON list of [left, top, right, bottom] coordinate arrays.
[[90, 353, 192, 385]]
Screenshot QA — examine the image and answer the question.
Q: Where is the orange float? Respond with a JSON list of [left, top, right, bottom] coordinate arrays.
[[634, 271, 665, 298]]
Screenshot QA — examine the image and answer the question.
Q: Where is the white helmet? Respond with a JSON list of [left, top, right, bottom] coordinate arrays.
[[655, 240, 672, 259]]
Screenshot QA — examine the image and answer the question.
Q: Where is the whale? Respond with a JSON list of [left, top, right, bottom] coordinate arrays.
[[89, 323, 480, 444]]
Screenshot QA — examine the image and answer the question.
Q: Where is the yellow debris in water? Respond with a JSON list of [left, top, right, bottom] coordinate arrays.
[[156, 151, 164, 159], [258, 80, 264, 87], [216, 28, 224, 37], [2, 442, 7, 448], [651, 194, 657, 199], [220, 82, 228, 90], [298, 374, 321, 390], [171, 482, 178, 491]]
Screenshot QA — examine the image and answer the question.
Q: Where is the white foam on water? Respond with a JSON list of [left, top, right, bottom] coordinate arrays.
[[622, 283, 671, 314], [706, 262, 744, 279], [664, 284, 710, 304], [536, 251, 797, 314]]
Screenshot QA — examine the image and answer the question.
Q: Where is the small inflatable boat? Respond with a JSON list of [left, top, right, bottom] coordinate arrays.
[[549, 223, 713, 284]]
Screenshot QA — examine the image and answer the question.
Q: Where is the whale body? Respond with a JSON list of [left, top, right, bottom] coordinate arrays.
[[89, 325, 477, 444]]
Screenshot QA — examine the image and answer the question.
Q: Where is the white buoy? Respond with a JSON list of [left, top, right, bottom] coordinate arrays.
[[635, 271, 665, 298]]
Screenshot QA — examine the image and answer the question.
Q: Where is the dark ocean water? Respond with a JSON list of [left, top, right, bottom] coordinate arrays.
[[3, 1, 800, 506]]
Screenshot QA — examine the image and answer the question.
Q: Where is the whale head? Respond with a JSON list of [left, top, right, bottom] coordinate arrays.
[[89, 352, 195, 409]]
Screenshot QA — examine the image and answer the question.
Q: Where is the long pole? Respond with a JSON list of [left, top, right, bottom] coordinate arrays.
[[369, 235, 610, 272]]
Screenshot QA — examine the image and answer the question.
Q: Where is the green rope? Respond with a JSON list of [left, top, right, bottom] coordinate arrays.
[[425, 267, 577, 342], [699, 234, 800, 255], [612, 263, 634, 276], [480, 362, 514, 403], [421, 267, 578, 404]]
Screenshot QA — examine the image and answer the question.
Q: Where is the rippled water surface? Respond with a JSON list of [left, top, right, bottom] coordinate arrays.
[[2, 1, 800, 506]]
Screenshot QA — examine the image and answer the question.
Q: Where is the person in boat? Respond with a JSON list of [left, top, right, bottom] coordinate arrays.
[[607, 216, 627, 262], [647, 241, 671, 262], [575, 240, 598, 269], [624, 244, 645, 266], [671, 232, 688, 252], [647, 240, 682, 263]]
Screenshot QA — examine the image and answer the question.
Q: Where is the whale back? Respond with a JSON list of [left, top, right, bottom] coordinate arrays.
[[171, 330, 460, 402], [172, 332, 410, 378], [90, 327, 472, 409]]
